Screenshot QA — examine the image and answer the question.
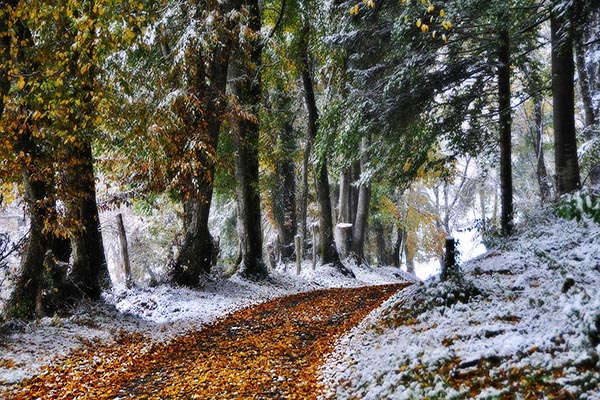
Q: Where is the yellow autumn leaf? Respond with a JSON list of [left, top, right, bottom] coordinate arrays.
[[427, 3, 434, 13], [421, 24, 429, 32], [416, 19, 422, 28], [16, 76, 25, 90], [350, 4, 359, 15], [367, 0, 375, 8], [440, 9, 445, 17]]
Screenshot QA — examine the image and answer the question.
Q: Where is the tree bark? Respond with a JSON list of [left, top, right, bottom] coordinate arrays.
[[272, 122, 297, 262], [350, 136, 371, 262], [116, 213, 132, 289], [532, 94, 552, 202], [171, 2, 237, 285], [66, 141, 109, 299], [498, 20, 513, 236], [392, 227, 404, 268], [552, 3, 582, 195], [299, 128, 311, 249], [230, 0, 267, 279], [575, 34, 596, 131], [300, 46, 354, 277], [336, 169, 352, 258]]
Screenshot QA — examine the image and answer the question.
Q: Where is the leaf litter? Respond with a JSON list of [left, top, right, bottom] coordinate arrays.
[[2, 283, 409, 399]]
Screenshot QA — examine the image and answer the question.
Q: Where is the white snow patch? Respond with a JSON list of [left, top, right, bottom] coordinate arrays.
[[320, 211, 600, 399]]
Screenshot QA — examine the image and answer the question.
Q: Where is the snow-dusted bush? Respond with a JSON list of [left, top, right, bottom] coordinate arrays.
[[556, 189, 600, 224]]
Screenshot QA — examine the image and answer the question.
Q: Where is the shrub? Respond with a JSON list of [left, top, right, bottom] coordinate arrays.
[[556, 189, 600, 224]]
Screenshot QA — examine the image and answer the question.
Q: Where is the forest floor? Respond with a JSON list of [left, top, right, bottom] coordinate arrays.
[[2, 210, 600, 399], [0, 283, 408, 399]]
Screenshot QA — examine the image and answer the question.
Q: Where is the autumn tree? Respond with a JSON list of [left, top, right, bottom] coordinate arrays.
[[0, 1, 145, 317]]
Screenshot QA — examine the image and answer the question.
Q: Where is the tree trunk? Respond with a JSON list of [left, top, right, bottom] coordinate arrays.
[[66, 141, 109, 299], [350, 136, 371, 262], [392, 227, 404, 268], [336, 169, 352, 258], [404, 241, 415, 274], [299, 128, 311, 249], [531, 93, 552, 202], [552, 3, 582, 195], [172, 1, 236, 285], [6, 168, 48, 319], [116, 213, 132, 289], [230, 0, 267, 279], [300, 47, 354, 277], [272, 122, 297, 262], [575, 34, 596, 131], [498, 21, 513, 236]]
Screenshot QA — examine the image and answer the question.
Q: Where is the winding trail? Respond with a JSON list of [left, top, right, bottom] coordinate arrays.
[[4, 283, 409, 399]]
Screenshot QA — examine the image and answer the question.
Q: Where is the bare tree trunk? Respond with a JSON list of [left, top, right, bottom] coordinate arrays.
[[551, 3, 582, 195], [392, 227, 404, 268], [299, 129, 311, 249], [404, 241, 415, 274], [300, 44, 353, 277], [116, 213, 132, 289], [336, 169, 352, 258], [230, 0, 267, 279], [498, 19, 513, 236], [350, 136, 371, 262], [7, 168, 48, 319], [66, 141, 109, 299], [575, 34, 596, 130], [532, 94, 552, 202], [272, 122, 297, 262]]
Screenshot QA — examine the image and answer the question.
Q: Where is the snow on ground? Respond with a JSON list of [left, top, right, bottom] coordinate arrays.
[[320, 209, 600, 399], [0, 259, 411, 386]]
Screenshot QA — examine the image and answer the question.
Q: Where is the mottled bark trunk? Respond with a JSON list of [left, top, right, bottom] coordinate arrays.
[[552, 5, 582, 194], [498, 22, 513, 236], [230, 0, 266, 279]]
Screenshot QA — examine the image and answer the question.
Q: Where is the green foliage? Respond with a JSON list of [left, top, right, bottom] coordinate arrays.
[[580, 136, 600, 185], [556, 189, 600, 224]]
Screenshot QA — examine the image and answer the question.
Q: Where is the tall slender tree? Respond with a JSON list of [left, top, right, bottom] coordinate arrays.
[[551, 0, 581, 194], [230, 0, 268, 278]]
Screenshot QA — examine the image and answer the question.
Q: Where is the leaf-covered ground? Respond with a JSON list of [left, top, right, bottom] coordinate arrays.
[[1, 283, 408, 399]]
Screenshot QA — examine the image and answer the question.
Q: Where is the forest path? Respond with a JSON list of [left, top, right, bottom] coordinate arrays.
[[3, 283, 409, 399]]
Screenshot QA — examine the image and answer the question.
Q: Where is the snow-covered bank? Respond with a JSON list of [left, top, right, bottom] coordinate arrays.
[[0, 261, 413, 386], [320, 211, 600, 399]]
